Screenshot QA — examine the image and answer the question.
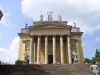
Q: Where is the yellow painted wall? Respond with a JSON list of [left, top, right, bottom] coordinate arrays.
[[79, 39, 84, 63], [18, 39, 23, 60]]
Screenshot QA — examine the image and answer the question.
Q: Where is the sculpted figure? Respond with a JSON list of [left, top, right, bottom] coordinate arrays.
[[72, 51, 79, 64], [47, 12, 53, 21], [73, 22, 76, 27], [23, 51, 29, 61], [40, 14, 43, 21], [58, 15, 62, 21]]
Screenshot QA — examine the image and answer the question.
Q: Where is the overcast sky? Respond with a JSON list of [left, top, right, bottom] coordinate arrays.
[[0, 0, 100, 64]]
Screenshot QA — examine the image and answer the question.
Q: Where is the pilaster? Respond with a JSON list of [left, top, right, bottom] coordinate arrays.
[[75, 39, 80, 63], [22, 39, 26, 60]]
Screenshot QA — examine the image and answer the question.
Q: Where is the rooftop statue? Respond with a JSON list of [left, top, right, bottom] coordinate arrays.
[[40, 14, 43, 21], [58, 15, 62, 21], [0, 10, 3, 20], [25, 23, 28, 28], [47, 12, 53, 21], [73, 22, 76, 27]]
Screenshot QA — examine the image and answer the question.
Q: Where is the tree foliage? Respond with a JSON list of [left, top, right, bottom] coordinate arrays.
[[84, 58, 90, 63], [15, 60, 23, 65], [84, 49, 100, 63]]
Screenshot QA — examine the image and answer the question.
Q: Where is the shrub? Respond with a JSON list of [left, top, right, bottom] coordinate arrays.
[[15, 60, 23, 65]]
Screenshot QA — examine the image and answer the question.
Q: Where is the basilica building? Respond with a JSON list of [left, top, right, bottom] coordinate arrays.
[[18, 13, 84, 64]]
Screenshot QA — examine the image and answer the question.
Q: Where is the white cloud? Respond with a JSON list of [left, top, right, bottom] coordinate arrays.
[[0, 7, 11, 26], [96, 37, 100, 42], [0, 7, 16, 27], [0, 36, 19, 64], [21, 0, 100, 35]]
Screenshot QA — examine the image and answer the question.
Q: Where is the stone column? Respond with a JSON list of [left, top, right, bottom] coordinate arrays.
[[60, 35, 64, 64], [67, 35, 72, 64], [75, 39, 80, 63], [45, 35, 48, 64], [66, 39, 68, 64], [37, 35, 41, 64], [30, 36, 34, 64], [34, 41, 35, 64], [53, 35, 56, 64], [22, 39, 26, 60]]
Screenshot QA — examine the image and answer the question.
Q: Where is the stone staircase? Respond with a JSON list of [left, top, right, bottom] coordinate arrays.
[[0, 64, 99, 75]]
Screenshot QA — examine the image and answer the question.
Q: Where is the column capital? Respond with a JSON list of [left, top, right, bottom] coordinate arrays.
[[67, 34, 71, 37], [30, 35, 34, 38], [60, 35, 63, 37], [45, 35, 48, 37], [22, 39, 26, 43], [53, 34, 56, 37], [38, 35, 41, 37], [75, 39, 79, 42]]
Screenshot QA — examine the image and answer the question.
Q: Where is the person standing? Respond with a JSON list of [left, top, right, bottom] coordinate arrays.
[[90, 62, 100, 75]]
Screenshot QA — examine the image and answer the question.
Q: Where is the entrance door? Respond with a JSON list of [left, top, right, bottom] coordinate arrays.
[[48, 55, 53, 64]]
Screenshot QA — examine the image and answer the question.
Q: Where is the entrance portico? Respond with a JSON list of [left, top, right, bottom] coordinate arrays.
[[30, 34, 72, 64]]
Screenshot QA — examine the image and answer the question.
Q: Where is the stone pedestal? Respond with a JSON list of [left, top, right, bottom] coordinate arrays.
[[23, 60, 28, 65], [74, 58, 79, 64]]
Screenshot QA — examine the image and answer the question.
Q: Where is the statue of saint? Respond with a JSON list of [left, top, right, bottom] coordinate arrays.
[[25, 23, 28, 28], [40, 14, 43, 21], [0, 10, 3, 20], [47, 12, 53, 21], [58, 15, 62, 21], [23, 51, 29, 61], [73, 22, 76, 27]]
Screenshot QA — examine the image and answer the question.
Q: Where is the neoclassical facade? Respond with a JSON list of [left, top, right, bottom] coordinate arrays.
[[18, 14, 84, 64]]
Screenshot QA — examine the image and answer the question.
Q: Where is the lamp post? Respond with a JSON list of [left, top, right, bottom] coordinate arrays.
[[0, 10, 3, 20]]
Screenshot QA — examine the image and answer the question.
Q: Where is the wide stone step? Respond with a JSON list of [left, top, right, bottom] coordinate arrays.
[[0, 64, 99, 75]]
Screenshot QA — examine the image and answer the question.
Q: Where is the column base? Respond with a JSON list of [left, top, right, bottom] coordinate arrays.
[[53, 62, 57, 64], [35, 61, 41, 64], [29, 62, 34, 64]]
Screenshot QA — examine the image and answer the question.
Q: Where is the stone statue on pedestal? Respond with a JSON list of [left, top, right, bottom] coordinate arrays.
[[58, 15, 62, 21], [40, 14, 43, 21], [0, 10, 3, 20], [47, 12, 53, 21], [72, 51, 79, 64], [25, 23, 28, 28], [73, 22, 76, 27], [23, 50, 29, 65]]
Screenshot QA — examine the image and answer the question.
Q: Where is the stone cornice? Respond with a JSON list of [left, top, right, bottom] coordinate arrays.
[[18, 33, 30, 36], [28, 27, 71, 29], [71, 32, 83, 35], [31, 32, 70, 36]]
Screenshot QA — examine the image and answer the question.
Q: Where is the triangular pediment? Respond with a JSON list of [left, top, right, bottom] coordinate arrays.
[[34, 24, 67, 28], [29, 22, 72, 29]]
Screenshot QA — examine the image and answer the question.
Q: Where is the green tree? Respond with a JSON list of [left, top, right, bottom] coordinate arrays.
[[95, 49, 100, 57], [15, 60, 23, 65], [91, 49, 100, 63], [84, 58, 90, 63]]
